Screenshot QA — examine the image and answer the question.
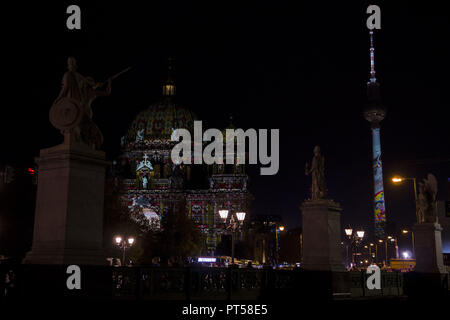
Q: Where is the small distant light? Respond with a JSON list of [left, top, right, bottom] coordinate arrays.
[[115, 236, 122, 244], [198, 257, 217, 263], [392, 177, 403, 183], [402, 251, 410, 259]]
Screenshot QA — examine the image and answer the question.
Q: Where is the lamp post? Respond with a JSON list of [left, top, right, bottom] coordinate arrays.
[[344, 227, 364, 268], [219, 209, 246, 266], [275, 225, 285, 268], [385, 239, 388, 266], [392, 176, 419, 223], [115, 236, 135, 266], [401, 229, 415, 258], [377, 239, 384, 265], [377, 237, 391, 267], [386, 235, 398, 262], [392, 236, 399, 259], [369, 243, 375, 263], [356, 229, 365, 266], [344, 227, 353, 268]]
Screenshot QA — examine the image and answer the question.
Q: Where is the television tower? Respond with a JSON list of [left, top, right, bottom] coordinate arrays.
[[363, 30, 387, 239]]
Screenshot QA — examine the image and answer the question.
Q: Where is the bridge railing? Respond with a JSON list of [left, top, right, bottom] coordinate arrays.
[[1, 264, 407, 300], [349, 270, 403, 297]]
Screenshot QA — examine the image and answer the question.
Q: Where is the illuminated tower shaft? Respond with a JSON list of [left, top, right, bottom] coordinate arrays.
[[371, 125, 386, 237], [364, 30, 387, 238]]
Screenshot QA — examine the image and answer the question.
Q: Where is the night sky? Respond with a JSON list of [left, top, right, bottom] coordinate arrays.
[[3, 1, 449, 242]]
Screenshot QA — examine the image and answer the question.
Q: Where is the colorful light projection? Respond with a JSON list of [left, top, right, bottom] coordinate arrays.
[[372, 127, 386, 237]]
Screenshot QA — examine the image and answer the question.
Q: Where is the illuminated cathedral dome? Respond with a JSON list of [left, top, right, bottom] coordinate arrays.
[[124, 60, 197, 148], [125, 100, 196, 144]]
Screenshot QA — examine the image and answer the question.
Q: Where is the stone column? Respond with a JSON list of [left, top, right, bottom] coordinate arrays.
[[23, 142, 108, 265], [413, 222, 446, 274]]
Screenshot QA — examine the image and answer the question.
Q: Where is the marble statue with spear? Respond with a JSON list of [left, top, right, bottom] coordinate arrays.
[[50, 56, 131, 149]]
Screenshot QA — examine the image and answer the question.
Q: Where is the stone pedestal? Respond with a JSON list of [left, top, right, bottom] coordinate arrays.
[[301, 199, 348, 295], [413, 222, 446, 274], [23, 142, 108, 265], [301, 199, 345, 272]]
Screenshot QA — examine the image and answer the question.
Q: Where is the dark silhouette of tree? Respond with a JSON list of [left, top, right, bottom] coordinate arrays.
[[104, 178, 205, 266], [155, 198, 204, 265], [103, 177, 155, 264]]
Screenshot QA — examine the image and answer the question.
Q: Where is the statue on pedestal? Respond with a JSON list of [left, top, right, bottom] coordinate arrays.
[[417, 173, 438, 224], [50, 57, 130, 149], [50, 57, 111, 149], [412, 173, 446, 275], [305, 145, 327, 200]]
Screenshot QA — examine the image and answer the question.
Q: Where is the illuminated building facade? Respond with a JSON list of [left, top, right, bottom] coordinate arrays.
[[115, 62, 252, 253], [363, 30, 387, 238]]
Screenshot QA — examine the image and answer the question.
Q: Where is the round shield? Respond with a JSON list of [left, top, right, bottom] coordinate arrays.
[[49, 97, 83, 131]]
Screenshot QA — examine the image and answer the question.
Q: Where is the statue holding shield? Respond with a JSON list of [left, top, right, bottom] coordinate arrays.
[[50, 56, 130, 149]]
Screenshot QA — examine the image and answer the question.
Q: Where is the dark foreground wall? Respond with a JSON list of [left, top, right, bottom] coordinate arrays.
[[0, 264, 447, 301]]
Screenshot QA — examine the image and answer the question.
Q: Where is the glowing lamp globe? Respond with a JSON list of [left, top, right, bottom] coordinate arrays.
[[236, 212, 246, 221], [218, 210, 229, 220]]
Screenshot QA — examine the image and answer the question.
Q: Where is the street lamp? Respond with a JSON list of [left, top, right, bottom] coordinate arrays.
[[236, 212, 246, 222], [356, 230, 365, 239], [344, 228, 365, 268], [344, 228, 353, 238], [401, 229, 415, 258], [355, 229, 365, 265], [376, 239, 383, 264], [114, 235, 135, 266], [386, 235, 398, 261], [275, 225, 285, 268], [377, 238, 390, 266], [344, 227, 353, 268], [219, 209, 246, 266], [218, 209, 229, 220], [369, 243, 375, 262], [392, 176, 419, 223]]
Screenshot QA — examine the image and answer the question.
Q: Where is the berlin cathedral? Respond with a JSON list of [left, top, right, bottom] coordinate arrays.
[[112, 63, 253, 253]]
